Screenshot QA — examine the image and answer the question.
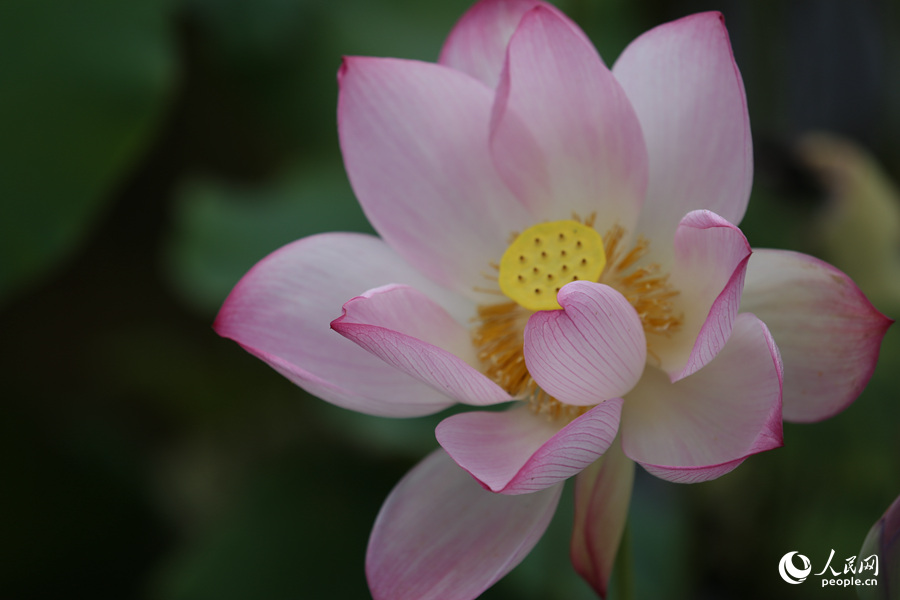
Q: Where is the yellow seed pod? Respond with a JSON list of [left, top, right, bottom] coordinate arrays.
[[498, 220, 606, 311]]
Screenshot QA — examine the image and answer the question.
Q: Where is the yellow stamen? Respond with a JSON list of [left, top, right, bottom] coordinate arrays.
[[497, 220, 606, 311], [472, 301, 531, 394], [600, 225, 683, 340]]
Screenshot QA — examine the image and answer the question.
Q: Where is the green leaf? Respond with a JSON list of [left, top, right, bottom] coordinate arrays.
[[148, 445, 395, 600], [0, 0, 175, 302]]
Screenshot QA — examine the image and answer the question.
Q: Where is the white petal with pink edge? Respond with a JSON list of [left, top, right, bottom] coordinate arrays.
[[613, 12, 752, 247], [366, 448, 562, 600], [332, 284, 512, 406], [621, 313, 783, 483], [524, 282, 646, 405], [489, 5, 647, 228], [438, 0, 589, 89], [436, 400, 623, 495], [214, 233, 473, 417], [740, 249, 892, 422], [653, 210, 752, 381], [571, 440, 635, 598], [338, 56, 531, 299]]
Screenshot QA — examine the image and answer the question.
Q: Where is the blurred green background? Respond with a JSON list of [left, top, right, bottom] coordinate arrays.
[[2, 0, 900, 598]]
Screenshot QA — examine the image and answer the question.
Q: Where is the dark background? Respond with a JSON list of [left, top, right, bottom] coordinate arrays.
[[2, 0, 899, 598]]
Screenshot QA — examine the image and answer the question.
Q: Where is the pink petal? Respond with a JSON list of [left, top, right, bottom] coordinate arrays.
[[858, 493, 900, 596], [524, 282, 646, 405], [338, 56, 530, 299], [621, 313, 783, 484], [613, 12, 752, 247], [332, 284, 511, 406], [366, 448, 562, 600], [438, 0, 589, 89], [214, 233, 472, 417], [489, 5, 647, 228], [653, 210, 752, 381], [740, 249, 892, 422], [435, 400, 623, 495], [571, 441, 635, 598]]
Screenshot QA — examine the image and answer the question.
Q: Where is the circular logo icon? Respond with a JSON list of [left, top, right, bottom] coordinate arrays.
[[779, 551, 812, 584]]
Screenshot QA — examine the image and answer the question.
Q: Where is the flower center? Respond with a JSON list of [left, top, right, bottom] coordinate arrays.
[[497, 220, 606, 311], [473, 215, 683, 421]]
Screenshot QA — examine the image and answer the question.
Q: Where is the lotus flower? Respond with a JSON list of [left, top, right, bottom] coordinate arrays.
[[214, 1, 891, 598]]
